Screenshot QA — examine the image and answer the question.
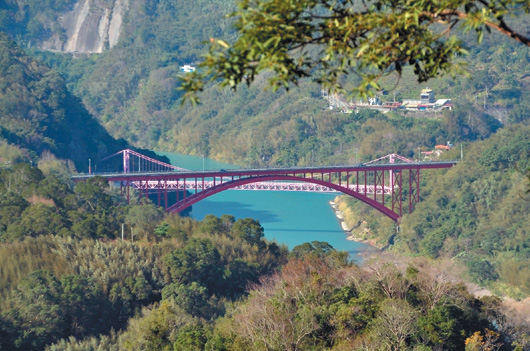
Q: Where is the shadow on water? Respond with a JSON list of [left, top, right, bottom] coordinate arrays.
[[191, 200, 280, 223], [266, 228, 344, 234]]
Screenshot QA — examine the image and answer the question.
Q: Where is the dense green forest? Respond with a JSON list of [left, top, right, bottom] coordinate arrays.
[[0, 162, 528, 350], [0, 32, 126, 170], [0, 174, 289, 350], [336, 122, 530, 297], [1, 0, 526, 164], [0, 0, 530, 350]]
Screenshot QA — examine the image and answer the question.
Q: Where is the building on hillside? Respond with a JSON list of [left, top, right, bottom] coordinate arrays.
[[421, 142, 453, 160], [434, 99, 453, 110], [435, 144, 451, 151], [403, 89, 453, 111], [180, 65, 196, 73], [322, 86, 452, 112], [420, 88, 436, 103]]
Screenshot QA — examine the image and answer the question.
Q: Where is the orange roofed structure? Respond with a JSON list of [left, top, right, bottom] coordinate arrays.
[[435, 145, 451, 150]]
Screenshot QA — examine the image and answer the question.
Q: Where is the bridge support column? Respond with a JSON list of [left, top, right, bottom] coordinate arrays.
[[364, 171, 367, 197], [157, 181, 161, 207], [164, 181, 168, 210], [392, 170, 402, 216], [123, 150, 130, 174], [409, 168, 420, 212], [374, 170, 383, 202], [382, 170, 385, 205]]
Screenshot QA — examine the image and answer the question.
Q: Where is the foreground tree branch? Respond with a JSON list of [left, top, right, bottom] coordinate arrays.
[[180, 0, 530, 104]]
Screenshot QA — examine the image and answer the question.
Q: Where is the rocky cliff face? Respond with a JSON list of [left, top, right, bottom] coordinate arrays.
[[41, 0, 128, 53]]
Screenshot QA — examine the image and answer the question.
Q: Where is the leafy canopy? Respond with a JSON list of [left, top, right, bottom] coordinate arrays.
[[181, 0, 530, 103]]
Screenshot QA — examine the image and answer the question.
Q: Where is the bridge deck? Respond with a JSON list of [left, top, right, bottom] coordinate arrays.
[[72, 161, 458, 180]]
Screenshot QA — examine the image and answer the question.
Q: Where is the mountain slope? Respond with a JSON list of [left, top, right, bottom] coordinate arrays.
[[1, 0, 528, 167], [0, 33, 129, 169]]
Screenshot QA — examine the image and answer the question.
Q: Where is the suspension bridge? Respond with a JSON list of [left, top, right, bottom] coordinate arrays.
[[73, 149, 457, 222]]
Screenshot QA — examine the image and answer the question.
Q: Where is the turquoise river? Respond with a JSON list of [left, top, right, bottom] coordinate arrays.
[[157, 152, 374, 260]]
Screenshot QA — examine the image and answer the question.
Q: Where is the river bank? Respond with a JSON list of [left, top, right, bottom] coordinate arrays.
[[328, 199, 382, 250]]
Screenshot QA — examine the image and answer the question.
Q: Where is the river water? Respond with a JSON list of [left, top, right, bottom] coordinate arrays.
[[157, 152, 372, 259]]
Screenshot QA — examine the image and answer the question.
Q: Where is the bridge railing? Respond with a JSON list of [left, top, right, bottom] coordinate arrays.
[[73, 159, 459, 177]]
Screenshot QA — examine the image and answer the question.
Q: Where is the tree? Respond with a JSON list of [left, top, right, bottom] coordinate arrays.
[[20, 203, 67, 237], [161, 281, 210, 316], [71, 177, 121, 239], [0, 191, 28, 230], [290, 241, 335, 259], [465, 329, 503, 351], [230, 218, 265, 247], [418, 304, 468, 351], [5, 270, 66, 350], [124, 200, 165, 240], [59, 275, 108, 338], [229, 256, 349, 351], [73, 177, 114, 214], [173, 324, 208, 351], [119, 300, 195, 351], [198, 214, 224, 234], [371, 299, 418, 351], [164, 238, 224, 291], [181, 0, 530, 104]]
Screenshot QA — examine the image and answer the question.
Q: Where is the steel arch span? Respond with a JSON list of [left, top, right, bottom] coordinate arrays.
[[166, 174, 401, 221], [114, 164, 442, 222]]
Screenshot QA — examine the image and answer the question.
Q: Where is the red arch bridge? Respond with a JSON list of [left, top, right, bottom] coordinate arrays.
[[73, 149, 457, 222]]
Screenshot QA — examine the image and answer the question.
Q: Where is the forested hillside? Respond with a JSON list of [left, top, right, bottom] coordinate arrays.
[[404, 124, 530, 295], [1, 0, 528, 165], [0, 201, 289, 350], [0, 158, 528, 350], [0, 0, 529, 349], [0, 33, 128, 170], [337, 121, 530, 292], [0, 31, 174, 173], [1, 0, 529, 289]]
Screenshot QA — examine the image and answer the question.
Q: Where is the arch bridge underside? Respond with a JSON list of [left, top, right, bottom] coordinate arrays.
[[164, 174, 403, 221]]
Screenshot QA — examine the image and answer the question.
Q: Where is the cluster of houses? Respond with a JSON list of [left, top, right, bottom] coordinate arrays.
[[401, 88, 453, 111], [323, 88, 454, 113]]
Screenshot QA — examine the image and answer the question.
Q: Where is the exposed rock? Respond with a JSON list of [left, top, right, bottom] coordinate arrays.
[[41, 0, 129, 53]]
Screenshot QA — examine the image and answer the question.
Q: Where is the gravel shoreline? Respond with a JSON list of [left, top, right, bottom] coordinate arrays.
[[328, 200, 381, 249]]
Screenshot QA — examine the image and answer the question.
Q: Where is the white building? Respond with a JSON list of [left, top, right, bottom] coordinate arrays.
[[180, 65, 196, 73]]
